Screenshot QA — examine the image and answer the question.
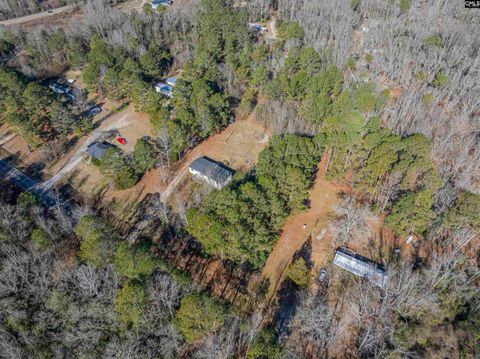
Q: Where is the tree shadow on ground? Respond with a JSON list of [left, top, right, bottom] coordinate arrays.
[[272, 280, 301, 341], [293, 236, 314, 270]]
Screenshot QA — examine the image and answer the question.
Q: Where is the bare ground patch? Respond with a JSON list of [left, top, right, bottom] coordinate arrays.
[[0, 124, 37, 163], [110, 113, 271, 207], [44, 104, 150, 191]]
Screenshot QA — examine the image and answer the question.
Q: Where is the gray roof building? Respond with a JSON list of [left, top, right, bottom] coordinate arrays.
[[188, 157, 233, 190], [333, 248, 388, 287], [86, 141, 114, 160]]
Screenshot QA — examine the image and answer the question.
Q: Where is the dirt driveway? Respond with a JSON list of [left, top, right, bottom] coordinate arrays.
[[0, 5, 74, 26], [265, 16, 277, 42], [108, 113, 270, 205], [261, 156, 348, 295], [42, 105, 148, 190]]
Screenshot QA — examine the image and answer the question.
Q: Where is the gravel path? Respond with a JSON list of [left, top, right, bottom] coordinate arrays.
[[0, 5, 73, 26]]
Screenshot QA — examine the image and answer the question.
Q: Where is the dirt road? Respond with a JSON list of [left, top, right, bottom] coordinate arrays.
[[261, 156, 347, 295], [0, 5, 74, 26]]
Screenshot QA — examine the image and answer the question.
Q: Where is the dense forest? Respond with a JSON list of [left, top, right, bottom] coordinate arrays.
[[0, 0, 479, 358], [0, 194, 285, 357], [273, 0, 480, 195]]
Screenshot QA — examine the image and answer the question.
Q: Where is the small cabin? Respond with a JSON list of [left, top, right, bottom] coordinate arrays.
[[188, 157, 233, 190], [248, 23, 268, 33]]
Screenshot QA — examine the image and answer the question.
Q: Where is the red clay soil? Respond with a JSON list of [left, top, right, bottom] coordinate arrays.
[[261, 156, 348, 295], [109, 114, 270, 206], [0, 124, 41, 165]]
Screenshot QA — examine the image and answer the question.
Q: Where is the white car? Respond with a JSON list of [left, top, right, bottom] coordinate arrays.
[[318, 269, 327, 282]]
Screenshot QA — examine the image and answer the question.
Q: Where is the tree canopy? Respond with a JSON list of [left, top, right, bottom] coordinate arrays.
[[186, 134, 323, 268]]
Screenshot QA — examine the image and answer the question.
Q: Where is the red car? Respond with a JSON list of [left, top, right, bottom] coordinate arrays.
[[116, 137, 127, 145]]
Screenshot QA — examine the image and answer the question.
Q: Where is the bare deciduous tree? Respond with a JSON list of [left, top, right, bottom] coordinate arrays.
[[104, 334, 143, 359], [328, 195, 374, 248], [0, 328, 24, 359], [290, 291, 346, 358]]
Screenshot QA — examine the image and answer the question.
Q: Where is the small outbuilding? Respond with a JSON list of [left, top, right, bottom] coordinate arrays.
[[333, 247, 388, 287], [150, 0, 172, 9], [155, 82, 173, 97], [188, 156, 233, 190], [86, 141, 115, 160], [248, 23, 268, 33]]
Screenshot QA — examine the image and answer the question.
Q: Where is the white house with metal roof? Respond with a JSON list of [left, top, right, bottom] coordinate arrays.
[[333, 248, 388, 287], [188, 157, 233, 190]]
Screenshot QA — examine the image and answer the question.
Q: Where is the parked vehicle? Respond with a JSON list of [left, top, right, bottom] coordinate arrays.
[[86, 105, 101, 118], [116, 137, 127, 145], [318, 269, 327, 282], [65, 92, 75, 102], [49, 82, 69, 94]]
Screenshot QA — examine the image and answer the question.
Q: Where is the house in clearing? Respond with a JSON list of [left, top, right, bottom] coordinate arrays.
[[333, 247, 388, 287], [188, 157, 233, 190], [86, 141, 115, 160]]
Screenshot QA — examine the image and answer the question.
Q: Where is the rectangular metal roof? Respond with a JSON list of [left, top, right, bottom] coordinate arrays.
[[151, 0, 171, 5], [333, 248, 387, 287], [189, 157, 232, 186]]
